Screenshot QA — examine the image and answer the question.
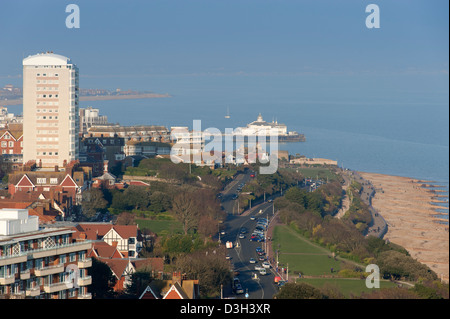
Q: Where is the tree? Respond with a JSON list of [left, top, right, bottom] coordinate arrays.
[[125, 269, 153, 298], [175, 247, 232, 298], [89, 258, 117, 299], [116, 212, 136, 225], [172, 191, 199, 235], [275, 282, 324, 299], [81, 188, 108, 219]]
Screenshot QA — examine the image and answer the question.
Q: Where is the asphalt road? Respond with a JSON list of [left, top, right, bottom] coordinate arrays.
[[218, 171, 280, 299]]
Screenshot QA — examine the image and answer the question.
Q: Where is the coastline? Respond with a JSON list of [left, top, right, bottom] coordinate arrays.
[[358, 171, 449, 283], [0, 92, 171, 106]]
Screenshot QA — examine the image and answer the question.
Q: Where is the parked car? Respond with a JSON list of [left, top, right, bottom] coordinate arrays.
[[262, 261, 271, 269], [254, 264, 264, 271], [249, 258, 256, 264]]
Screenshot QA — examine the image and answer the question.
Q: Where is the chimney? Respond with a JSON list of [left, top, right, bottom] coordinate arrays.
[[103, 160, 109, 174], [172, 272, 182, 285]]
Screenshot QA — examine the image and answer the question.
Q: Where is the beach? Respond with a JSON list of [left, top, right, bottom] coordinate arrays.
[[359, 172, 449, 283]]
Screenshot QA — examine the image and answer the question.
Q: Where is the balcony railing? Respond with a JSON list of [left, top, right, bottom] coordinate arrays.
[[77, 275, 92, 286], [1, 241, 92, 262], [77, 292, 92, 299], [0, 274, 15, 285], [34, 264, 65, 277], [77, 258, 92, 269], [25, 287, 40, 297], [43, 281, 73, 293]]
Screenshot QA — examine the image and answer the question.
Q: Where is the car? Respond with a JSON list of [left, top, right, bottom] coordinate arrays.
[[254, 264, 264, 271], [259, 268, 268, 276], [268, 199, 273, 203], [239, 234, 245, 239], [226, 255, 232, 260], [250, 235, 263, 242], [258, 255, 266, 261], [250, 216, 256, 221], [249, 258, 256, 264], [250, 174, 255, 178], [235, 284, 244, 294], [262, 261, 271, 269]]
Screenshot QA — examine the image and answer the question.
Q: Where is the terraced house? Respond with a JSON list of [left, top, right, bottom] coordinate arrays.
[[0, 208, 92, 299]]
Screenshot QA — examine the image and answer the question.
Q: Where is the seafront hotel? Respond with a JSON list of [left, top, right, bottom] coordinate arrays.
[[0, 209, 92, 299]]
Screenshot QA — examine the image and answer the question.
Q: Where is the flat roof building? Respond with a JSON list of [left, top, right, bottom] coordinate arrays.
[[0, 208, 92, 299], [22, 52, 79, 168]]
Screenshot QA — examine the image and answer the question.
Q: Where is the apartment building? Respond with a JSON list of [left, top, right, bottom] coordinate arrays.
[[22, 52, 79, 168], [0, 208, 92, 299]]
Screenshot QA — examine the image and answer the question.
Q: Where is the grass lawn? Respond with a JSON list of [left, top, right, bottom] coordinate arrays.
[[136, 218, 183, 235], [297, 278, 398, 298], [272, 225, 400, 297], [272, 225, 341, 276], [286, 167, 340, 182]]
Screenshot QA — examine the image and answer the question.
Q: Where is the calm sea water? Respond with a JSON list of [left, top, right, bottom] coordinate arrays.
[[73, 75, 449, 184], [6, 74, 449, 185]]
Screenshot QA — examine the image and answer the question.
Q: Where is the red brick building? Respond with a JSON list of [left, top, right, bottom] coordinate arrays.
[[0, 125, 23, 156]]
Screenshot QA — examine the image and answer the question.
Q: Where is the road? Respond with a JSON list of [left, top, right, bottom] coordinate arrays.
[[218, 170, 280, 299]]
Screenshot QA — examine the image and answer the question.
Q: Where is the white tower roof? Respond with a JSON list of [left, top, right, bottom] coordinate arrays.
[[23, 52, 73, 66]]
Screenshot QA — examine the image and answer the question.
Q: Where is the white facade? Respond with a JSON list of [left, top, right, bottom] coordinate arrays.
[[0, 209, 39, 236], [22, 52, 79, 168]]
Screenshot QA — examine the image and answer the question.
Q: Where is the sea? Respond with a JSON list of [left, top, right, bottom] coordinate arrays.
[[5, 74, 449, 220]]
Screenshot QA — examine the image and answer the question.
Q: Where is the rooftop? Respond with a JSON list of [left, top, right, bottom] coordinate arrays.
[[23, 52, 73, 66]]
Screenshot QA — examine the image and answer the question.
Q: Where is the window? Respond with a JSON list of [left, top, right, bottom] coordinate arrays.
[[69, 253, 76, 262], [50, 178, 58, 184], [36, 178, 46, 184]]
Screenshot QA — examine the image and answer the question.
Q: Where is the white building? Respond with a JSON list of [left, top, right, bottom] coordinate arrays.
[[22, 52, 79, 168], [0, 209, 92, 299]]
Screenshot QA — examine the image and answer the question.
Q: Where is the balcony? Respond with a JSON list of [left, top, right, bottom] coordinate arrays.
[[43, 281, 73, 293], [77, 258, 92, 269], [77, 292, 92, 299], [0, 274, 15, 285], [34, 264, 65, 277], [26, 287, 41, 297], [77, 275, 92, 286], [9, 291, 25, 299], [20, 269, 30, 280], [31, 241, 92, 259]]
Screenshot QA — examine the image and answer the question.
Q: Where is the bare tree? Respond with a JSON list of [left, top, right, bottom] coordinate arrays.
[[172, 192, 199, 235]]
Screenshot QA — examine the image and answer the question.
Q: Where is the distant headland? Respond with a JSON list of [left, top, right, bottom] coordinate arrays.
[[0, 85, 171, 106]]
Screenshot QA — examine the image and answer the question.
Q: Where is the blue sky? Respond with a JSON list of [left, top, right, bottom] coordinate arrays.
[[0, 0, 448, 90]]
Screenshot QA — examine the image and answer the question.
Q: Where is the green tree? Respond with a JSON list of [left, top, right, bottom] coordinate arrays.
[[89, 258, 117, 299], [275, 282, 324, 299], [81, 188, 108, 219]]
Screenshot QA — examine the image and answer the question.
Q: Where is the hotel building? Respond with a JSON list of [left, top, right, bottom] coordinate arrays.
[[22, 52, 79, 168], [0, 208, 92, 299]]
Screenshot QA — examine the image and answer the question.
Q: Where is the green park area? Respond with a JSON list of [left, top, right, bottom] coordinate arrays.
[[135, 218, 183, 236], [272, 225, 397, 297]]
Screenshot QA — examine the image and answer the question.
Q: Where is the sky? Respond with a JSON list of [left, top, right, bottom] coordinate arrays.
[[0, 0, 448, 87]]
